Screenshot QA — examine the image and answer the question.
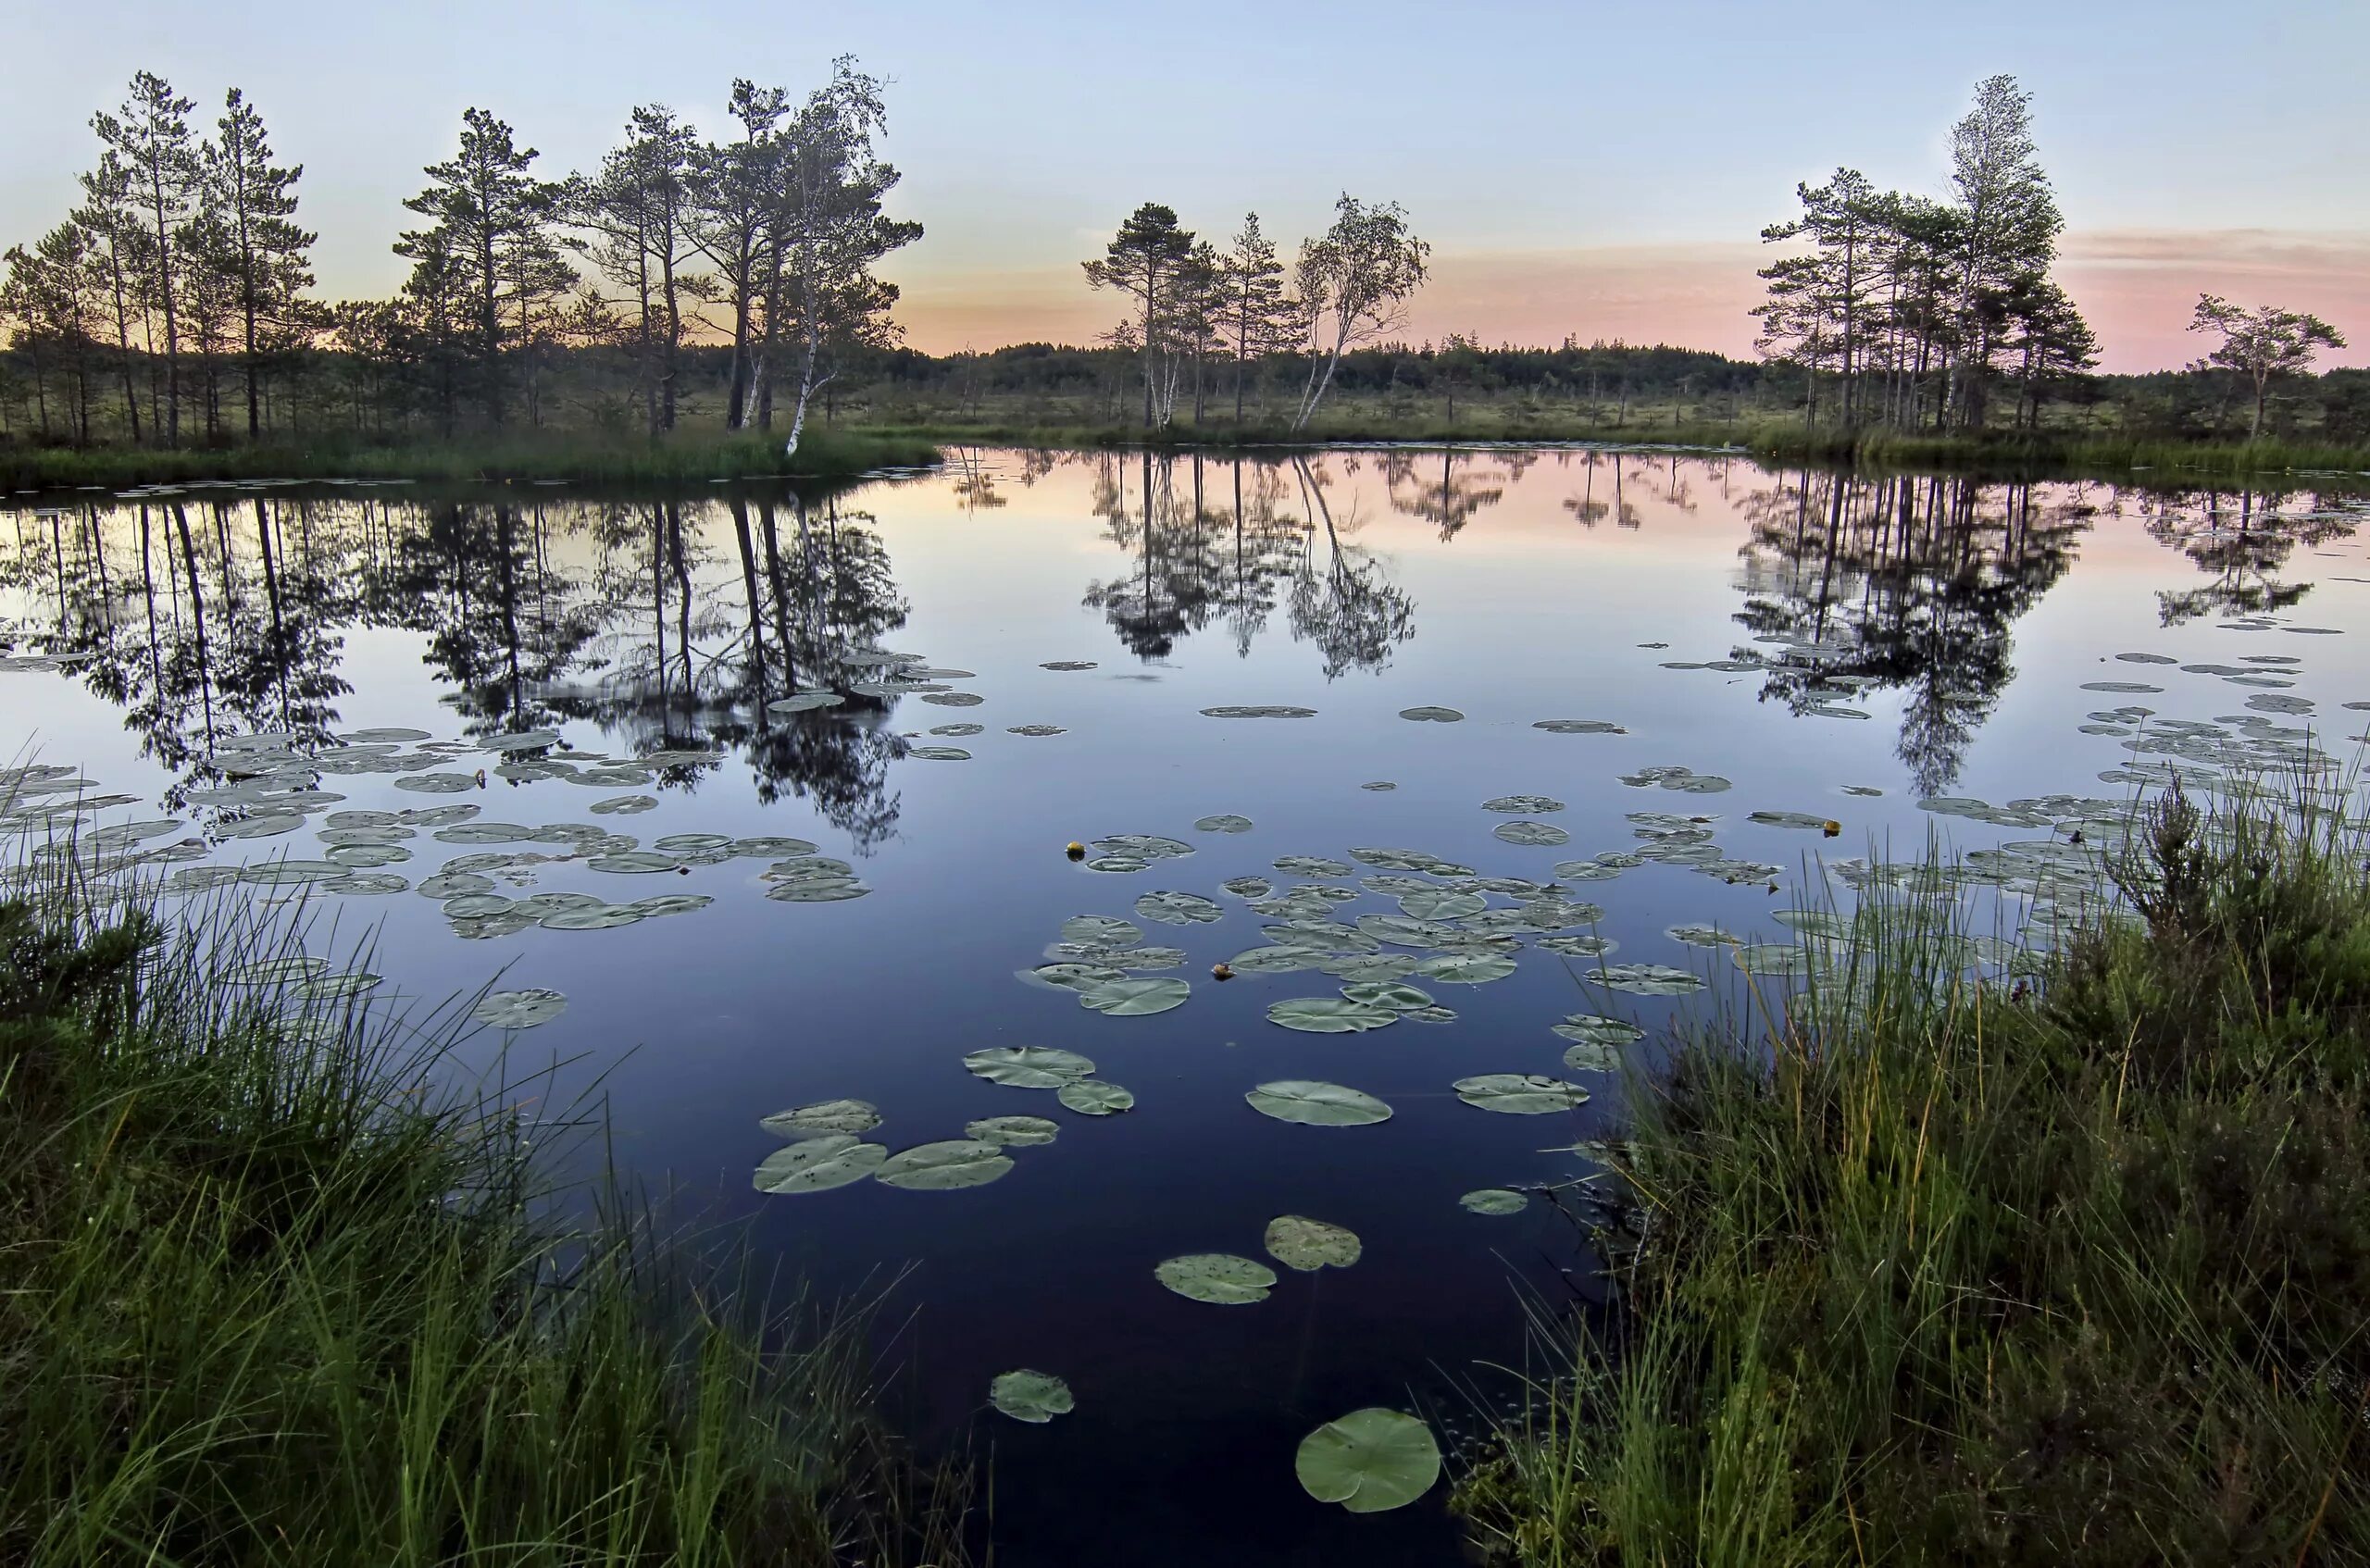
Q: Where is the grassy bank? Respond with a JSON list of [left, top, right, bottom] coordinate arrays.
[[1455, 783, 2370, 1565], [0, 428, 942, 491], [878, 410, 2370, 479], [0, 872, 967, 1565]]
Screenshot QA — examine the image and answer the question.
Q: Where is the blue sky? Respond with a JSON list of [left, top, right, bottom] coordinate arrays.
[[6, 0, 2365, 367]]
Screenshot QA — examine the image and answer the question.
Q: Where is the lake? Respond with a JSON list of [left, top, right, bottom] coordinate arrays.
[[4, 446, 2366, 1564]]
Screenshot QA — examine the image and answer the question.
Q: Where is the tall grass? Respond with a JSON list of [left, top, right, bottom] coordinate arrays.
[[1455, 781, 2370, 1566], [0, 864, 968, 1566], [0, 428, 942, 491]]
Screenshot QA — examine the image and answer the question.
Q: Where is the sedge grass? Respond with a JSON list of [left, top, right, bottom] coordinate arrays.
[[1455, 780, 2370, 1566], [0, 860, 968, 1566]]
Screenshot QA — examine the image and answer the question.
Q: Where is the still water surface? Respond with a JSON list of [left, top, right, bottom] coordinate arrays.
[[5, 447, 2367, 1563]]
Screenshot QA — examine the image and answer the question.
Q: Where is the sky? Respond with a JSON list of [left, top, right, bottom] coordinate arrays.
[[6, 0, 2366, 372]]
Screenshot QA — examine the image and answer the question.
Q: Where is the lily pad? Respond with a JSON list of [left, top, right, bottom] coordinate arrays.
[[470, 989, 568, 1030], [1062, 915, 1143, 947], [1414, 952, 1517, 985], [1295, 1409, 1441, 1513], [1220, 876, 1274, 898], [1154, 1253, 1278, 1305], [1453, 1074, 1591, 1114], [1493, 821, 1569, 847], [1246, 1080, 1393, 1126], [989, 1369, 1075, 1424], [1399, 706, 1464, 722], [763, 1099, 883, 1138], [876, 1139, 1015, 1189], [1459, 1188, 1528, 1215], [966, 1114, 1060, 1147], [1481, 795, 1565, 815], [1057, 1078, 1136, 1115], [1553, 1014, 1644, 1049], [1748, 810, 1833, 830], [921, 691, 984, 707], [1265, 1215, 1363, 1271], [1007, 725, 1066, 737], [909, 746, 971, 761], [1589, 963, 1707, 996], [1341, 981, 1435, 1013], [766, 691, 846, 716], [1134, 890, 1223, 926], [1531, 719, 1626, 735], [588, 851, 680, 875], [753, 1135, 889, 1193], [1202, 704, 1316, 718], [1274, 854, 1353, 877], [1397, 890, 1485, 921], [929, 723, 986, 737], [1040, 660, 1097, 670], [1078, 977, 1190, 1015], [965, 1047, 1095, 1089], [1267, 997, 1399, 1034], [1019, 962, 1129, 993]]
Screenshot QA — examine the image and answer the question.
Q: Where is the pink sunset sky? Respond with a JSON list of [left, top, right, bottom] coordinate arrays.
[[8, 0, 2366, 376]]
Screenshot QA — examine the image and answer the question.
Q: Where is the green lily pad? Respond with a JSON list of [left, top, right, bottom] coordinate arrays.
[[1019, 962, 1129, 993], [1274, 854, 1353, 877], [1538, 934, 1617, 957], [1220, 876, 1273, 898], [1749, 810, 1834, 830], [541, 906, 648, 930], [1398, 890, 1485, 921], [1265, 1215, 1362, 1271], [1062, 915, 1142, 947], [1295, 1409, 1441, 1513], [1772, 908, 1851, 938], [293, 971, 381, 1002], [989, 1369, 1074, 1424], [1202, 704, 1316, 718], [1079, 977, 1189, 1015], [588, 851, 680, 874], [1414, 952, 1517, 985], [1267, 997, 1398, 1034], [1454, 1074, 1591, 1114], [763, 1099, 882, 1138], [1460, 1188, 1528, 1215], [1667, 923, 1737, 947], [965, 1047, 1096, 1089], [1227, 947, 1317, 974], [1007, 725, 1066, 737], [764, 878, 871, 902], [767, 691, 845, 716], [225, 955, 330, 986], [1482, 795, 1565, 815], [1134, 890, 1223, 926], [909, 746, 971, 760], [876, 1139, 1015, 1189], [471, 988, 567, 1030], [1195, 814, 1254, 833], [966, 1114, 1060, 1147], [1154, 1253, 1278, 1304], [1245, 1080, 1393, 1126], [1361, 780, 1398, 790], [1041, 660, 1097, 670], [1553, 1014, 1644, 1049], [753, 1135, 888, 1193], [1399, 705, 1464, 722], [1341, 981, 1434, 1013], [1494, 820, 1569, 847], [1057, 1079, 1135, 1115], [1589, 963, 1707, 996], [1531, 718, 1626, 734], [929, 723, 986, 737]]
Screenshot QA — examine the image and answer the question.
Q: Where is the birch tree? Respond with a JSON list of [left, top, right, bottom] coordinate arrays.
[[771, 59, 920, 454], [1290, 195, 1428, 431]]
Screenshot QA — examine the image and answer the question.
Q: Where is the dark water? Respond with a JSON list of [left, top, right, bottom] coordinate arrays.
[[4, 447, 2367, 1564]]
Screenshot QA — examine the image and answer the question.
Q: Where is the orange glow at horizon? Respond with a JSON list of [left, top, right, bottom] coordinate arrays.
[[883, 229, 2370, 374]]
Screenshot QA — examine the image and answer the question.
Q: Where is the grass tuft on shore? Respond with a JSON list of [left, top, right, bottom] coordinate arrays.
[[1454, 779, 2370, 1566], [0, 867, 967, 1566]]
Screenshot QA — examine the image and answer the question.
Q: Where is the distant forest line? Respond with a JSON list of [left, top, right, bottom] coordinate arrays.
[[2, 67, 2360, 471]]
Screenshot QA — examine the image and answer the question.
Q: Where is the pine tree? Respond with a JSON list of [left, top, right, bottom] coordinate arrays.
[[204, 89, 316, 438], [395, 108, 570, 427]]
